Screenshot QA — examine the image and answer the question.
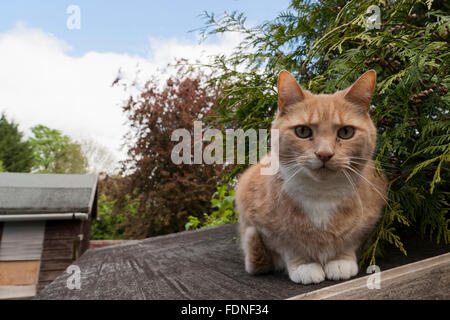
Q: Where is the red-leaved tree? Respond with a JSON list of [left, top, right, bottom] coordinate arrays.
[[116, 64, 222, 238]]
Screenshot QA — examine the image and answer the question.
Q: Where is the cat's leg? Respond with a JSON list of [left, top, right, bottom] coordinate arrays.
[[242, 226, 273, 275], [285, 254, 325, 284], [324, 251, 359, 281], [271, 251, 285, 272]]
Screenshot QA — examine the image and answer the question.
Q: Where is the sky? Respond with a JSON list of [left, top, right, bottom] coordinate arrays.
[[0, 1, 290, 172]]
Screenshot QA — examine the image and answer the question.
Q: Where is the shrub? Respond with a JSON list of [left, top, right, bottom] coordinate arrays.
[[197, 0, 449, 265], [186, 184, 237, 230], [90, 194, 125, 240]]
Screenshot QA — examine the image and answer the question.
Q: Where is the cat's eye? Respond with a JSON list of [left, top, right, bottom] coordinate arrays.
[[337, 126, 355, 139], [295, 126, 312, 139]]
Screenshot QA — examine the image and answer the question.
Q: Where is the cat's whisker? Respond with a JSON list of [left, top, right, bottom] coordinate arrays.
[[348, 158, 382, 166], [281, 162, 307, 173], [348, 161, 373, 167], [348, 160, 393, 173], [280, 156, 311, 164], [280, 156, 311, 163], [342, 170, 364, 218], [281, 158, 310, 169], [350, 156, 391, 162], [281, 154, 311, 159], [282, 161, 304, 166], [335, 160, 366, 170], [350, 157, 393, 166], [276, 165, 304, 206], [281, 159, 306, 165], [344, 165, 391, 210], [283, 165, 304, 186], [345, 165, 384, 194]]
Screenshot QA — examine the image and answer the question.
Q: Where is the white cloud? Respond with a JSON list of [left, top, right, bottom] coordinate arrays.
[[0, 23, 242, 172]]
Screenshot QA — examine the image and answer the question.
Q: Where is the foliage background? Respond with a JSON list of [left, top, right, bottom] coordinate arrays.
[[0, 113, 35, 172], [194, 0, 449, 265], [109, 64, 223, 238], [29, 124, 88, 174]]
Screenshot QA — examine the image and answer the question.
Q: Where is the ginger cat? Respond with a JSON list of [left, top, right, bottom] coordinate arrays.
[[236, 70, 388, 284]]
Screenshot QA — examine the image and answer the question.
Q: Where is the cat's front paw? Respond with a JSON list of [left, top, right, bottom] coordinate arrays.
[[324, 259, 358, 280], [288, 263, 325, 284]]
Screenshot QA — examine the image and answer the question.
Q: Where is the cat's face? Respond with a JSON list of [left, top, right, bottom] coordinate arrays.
[[273, 70, 377, 183]]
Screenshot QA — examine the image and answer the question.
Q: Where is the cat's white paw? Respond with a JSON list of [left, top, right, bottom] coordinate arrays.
[[324, 259, 358, 280], [289, 263, 325, 284]]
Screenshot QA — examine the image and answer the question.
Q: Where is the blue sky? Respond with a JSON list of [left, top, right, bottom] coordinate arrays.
[[0, 1, 290, 56], [0, 1, 291, 172]]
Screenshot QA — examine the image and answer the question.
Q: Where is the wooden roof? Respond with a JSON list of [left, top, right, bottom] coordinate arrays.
[[35, 224, 450, 300], [0, 173, 98, 214]]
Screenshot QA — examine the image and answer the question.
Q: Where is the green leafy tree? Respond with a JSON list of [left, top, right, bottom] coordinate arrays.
[[0, 160, 5, 172], [186, 184, 237, 230], [90, 175, 136, 240], [29, 125, 88, 174], [0, 113, 34, 172], [90, 194, 126, 240], [198, 0, 449, 265]]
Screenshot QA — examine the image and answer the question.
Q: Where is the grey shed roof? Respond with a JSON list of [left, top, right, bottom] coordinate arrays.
[[0, 173, 98, 214]]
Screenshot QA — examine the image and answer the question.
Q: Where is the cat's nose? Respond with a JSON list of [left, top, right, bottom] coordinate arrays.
[[315, 151, 334, 162]]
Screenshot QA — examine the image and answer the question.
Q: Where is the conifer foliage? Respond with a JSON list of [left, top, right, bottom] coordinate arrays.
[[0, 114, 34, 172], [199, 0, 449, 265]]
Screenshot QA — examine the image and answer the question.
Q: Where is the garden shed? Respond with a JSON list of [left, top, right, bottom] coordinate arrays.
[[0, 172, 98, 299]]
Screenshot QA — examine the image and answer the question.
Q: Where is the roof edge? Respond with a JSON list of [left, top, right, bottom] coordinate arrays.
[[0, 208, 90, 214]]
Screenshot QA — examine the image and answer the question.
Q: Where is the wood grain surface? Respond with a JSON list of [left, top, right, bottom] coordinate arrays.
[[288, 253, 450, 299], [35, 224, 450, 300]]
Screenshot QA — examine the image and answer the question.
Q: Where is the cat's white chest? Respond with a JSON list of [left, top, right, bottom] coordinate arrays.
[[280, 169, 351, 228], [296, 196, 341, 227]]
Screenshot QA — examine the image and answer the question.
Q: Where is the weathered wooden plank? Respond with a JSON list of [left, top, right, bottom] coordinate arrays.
[[43, 239, 74, 251], [39, 259, 73, 271], [38, 270, 66, 283], [0, 261, 41, 286], [37, 221, 80, 292], [35, 225, 450, 300], [288, 253, 450, 300], [41, 249, 74, 261], [37, 225, 307, 300], [0, 285, 36, 299], [44, 220, 82, 239]]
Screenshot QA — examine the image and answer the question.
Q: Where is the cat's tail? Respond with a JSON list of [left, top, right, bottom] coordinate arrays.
[[242, 226, 274, 275]]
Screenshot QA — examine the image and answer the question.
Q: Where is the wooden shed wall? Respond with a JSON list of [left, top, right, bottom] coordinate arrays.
[[38, 219, 92, 292], [0, 218, 93, 293]]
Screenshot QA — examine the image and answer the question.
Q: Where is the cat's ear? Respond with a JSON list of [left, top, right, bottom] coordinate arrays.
[[343, 70, 376, 113], [278, 70, 306, 114]]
